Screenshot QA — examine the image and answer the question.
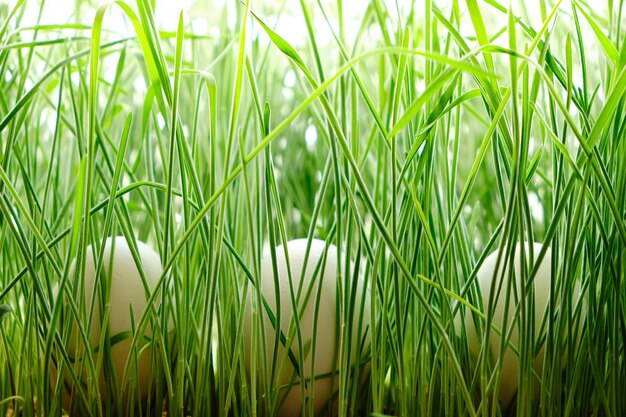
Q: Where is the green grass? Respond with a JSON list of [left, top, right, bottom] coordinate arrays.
[[0, 0, 625, 416]]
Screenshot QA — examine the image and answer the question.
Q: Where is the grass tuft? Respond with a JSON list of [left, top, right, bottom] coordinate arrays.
[[0, 0, 624, 416]]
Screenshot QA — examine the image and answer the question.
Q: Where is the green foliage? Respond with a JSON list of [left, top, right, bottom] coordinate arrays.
[[0, 305, 9, 323], [0, 0, 625, 416]]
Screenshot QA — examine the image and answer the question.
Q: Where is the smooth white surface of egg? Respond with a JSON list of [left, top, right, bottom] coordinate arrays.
[[58, 236, 165, 404], [243, 238, 370, 417], [459, 241, 580, 407]]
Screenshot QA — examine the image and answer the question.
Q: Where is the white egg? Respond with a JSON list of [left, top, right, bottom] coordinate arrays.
[[243, 238, 371, 417], [458, 241, 580, 408], [54, 236, 167, 406]]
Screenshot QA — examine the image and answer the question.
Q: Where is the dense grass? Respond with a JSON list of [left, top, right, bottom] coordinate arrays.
[[0, 0, 625, 416]]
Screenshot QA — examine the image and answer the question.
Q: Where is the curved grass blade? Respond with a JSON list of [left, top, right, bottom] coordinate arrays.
[[0, 304, 10, 323]]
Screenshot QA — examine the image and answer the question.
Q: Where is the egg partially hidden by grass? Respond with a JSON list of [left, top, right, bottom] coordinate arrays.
[[458, 241, 581, 408], [55, 236, 168, 407], [243, 239, 371, 417]]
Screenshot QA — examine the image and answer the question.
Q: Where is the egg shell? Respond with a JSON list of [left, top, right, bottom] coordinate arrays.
[[243, 238, 371, 417], [459, 241, 579, 408], [55, 236, 165, 408]]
